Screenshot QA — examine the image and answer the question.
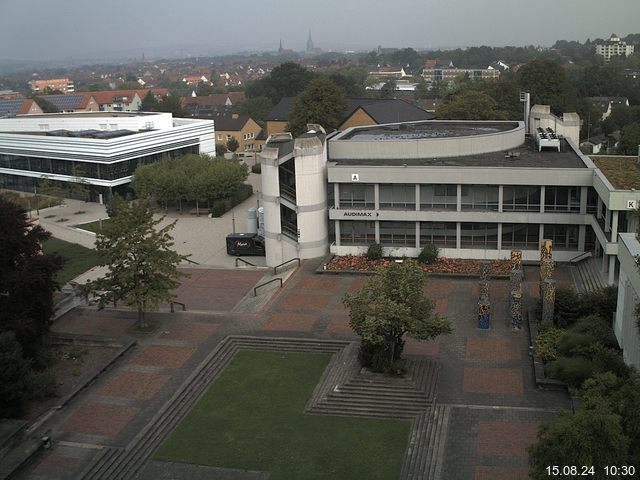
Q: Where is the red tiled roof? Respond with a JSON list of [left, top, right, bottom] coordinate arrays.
[[84, 88, 168, 105]]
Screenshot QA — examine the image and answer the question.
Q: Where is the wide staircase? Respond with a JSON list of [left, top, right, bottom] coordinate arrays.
[[573, 255, 607, 293]]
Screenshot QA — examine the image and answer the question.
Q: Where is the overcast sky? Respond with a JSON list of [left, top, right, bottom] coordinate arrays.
[[0, 0, 639, 61]]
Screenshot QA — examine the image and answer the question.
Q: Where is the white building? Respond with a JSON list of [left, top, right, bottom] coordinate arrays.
[[614, 233, 640, 370], [0, 111, 214, 202], [595, 34, 635, 62]]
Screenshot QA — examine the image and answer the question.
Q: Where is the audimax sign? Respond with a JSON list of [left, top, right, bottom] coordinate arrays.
[[342, 211, 379, 217]]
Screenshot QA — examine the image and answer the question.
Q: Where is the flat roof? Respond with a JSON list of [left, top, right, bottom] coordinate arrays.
[[339, 121, 519, 141], [330, 137, 586, 169], [591, 155, 640, 190], [12, 111, 158, 119]]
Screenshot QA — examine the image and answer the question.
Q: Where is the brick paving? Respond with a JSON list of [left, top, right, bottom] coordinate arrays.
[[18, 262, 575, 480]]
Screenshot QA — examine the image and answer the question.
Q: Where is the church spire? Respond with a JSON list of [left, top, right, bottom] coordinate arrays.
[[306, 31, 314, 52]]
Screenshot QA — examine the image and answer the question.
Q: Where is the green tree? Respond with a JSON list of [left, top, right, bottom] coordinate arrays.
[[342, 260, 453, 372], [286, 76, 347, 136], [528, 405, 630, 479], [436, 90, 509, 120], [0, 196, 61, 356], [379, 78, 397, 99], [245, 62, 316, 104], [227, 136, 239, 153], [234, 96, 273, 125], [329, 65, 369, 97], [140, 90, 160, 111], [414, 78, 430, 100], [82, 199, 187, 328], [0, 331, 32, 418], [518, 59, 577, 114], [618, 122, 640, 155]]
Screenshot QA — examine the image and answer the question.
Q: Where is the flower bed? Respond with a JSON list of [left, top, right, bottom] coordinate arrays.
[[325, 255, 511, 276]]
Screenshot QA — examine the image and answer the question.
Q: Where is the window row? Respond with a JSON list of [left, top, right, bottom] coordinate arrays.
[[335, 184, 588, 213], [338, 221, 579, 250]]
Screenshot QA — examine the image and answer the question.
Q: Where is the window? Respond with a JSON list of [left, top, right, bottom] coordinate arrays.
[[340, 221, 376, 245], [502, 224, 539, 249], [502, 186, 540, 212], [543, 224, 578, 250], [380, 221, 416, 247], [420, 222, 456, 248], [461, 185, 499, 211], [544, 186, 580, 212], [421, 184, 457, 210], [217, 134, 223, 141], [226, 135, 232, 141], [339, 184, 374, 209], [460, 223, 498, 249], [379, 184, 415, 210]]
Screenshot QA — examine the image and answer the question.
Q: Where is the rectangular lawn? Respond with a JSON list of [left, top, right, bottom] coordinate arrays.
[[42, 237, 102, 285], [75, 218, 112, 234], [155, 350, 411, 480]]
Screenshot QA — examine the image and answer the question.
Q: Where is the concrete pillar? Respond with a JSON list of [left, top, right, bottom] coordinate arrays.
[[597, 197, 603, 219], [578, 225, 586, 251], [611, 211, 619, 242], [374, 184, 380, 210], [415, 222, 420, 249], [415, 184, 420, 211], [260, 146, 283, 267], [580, 186, 588, 215], [375, 221, 380, 243], [609, 255, 616, 285], [456, 184, 462, 212], [605, 207, 611, 233], [498, 185, 504, 213], [456, 222, 461, 249], [602, 253, 608, 273], [334, 220, 341, 246], [334, 183, 340, 209], [539, 185, 545, 213], [539, 224, 544, 249], [497, 223, 503, 251]]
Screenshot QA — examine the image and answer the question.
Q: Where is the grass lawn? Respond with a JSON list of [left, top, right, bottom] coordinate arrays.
[[42, 238, 102, 285], [75, 218, 112, 234], [155, 351, 411, 480]]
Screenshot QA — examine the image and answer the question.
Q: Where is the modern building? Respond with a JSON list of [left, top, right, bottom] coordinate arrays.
[[0, 111, 215, 202], [595, 34, 635, 62], [422, 67, 500, 83], [258, 107, 640, 289], [613, 232, 640, 370]]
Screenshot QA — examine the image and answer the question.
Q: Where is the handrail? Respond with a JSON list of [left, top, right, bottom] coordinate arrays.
[[254, 278, 283, 296], [569, 251, 592, 263], [183, 257, 200, 265], [170, 301, 186, 313], [273, 257, 300, 275], [235, 257, 256, 267]]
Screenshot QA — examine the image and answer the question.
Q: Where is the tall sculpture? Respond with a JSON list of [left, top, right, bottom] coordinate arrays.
[[478, 262, 491, 329], [510, 249, 522, 272], [541, 279, 556, 325]]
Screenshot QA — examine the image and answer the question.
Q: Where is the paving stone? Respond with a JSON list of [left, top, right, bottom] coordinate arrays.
[[263, 312, 319, 332], [463, 367, 524, 396], [475, 466, 529, 480], [130, 345, 195, 369], [98, 371, 170, 400], [278, 293, 331, 310], [465, 338, 521, 361], [60, 403, 140, 437], [476, 420, 538, 457], [325, 315, 354, 335], [404, 339, 440, 357], [155, 321, 220, 343]]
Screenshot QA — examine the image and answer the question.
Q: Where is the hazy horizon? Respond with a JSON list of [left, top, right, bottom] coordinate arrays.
[[1, 0, 639, 62]]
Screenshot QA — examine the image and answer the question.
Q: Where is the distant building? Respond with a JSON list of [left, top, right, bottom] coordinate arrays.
[[180, 92, 246, 117], [88, 89, 168, 112], [182, 75, 210, 85], [595, 34, 635, 62], [213, 114, 263, 154], [368, 66, 409, 79], [29, 77, 74, 93], [36, 93, 99, 113], [0, 99, 43, 117], [0, 90, 23, 100], [588, 96, 630, 120], [422, 66, 500, 83]]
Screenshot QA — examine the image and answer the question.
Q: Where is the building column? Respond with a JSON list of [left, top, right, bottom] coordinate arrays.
[[415, 222, 420, 249], [602, 252, 608, 273], [456, 184, 462, 212], [608, 255, 616, 285], [374, 184, 380, 210], [605, 208, 611, 233], [539, 185, 545, 213], [579, 186, 588, 215], [415, 184, 420, 211], [334, 184, 340, 209], [334, 220, 341, 246], [375, 221, 380, 243], [456, 222, 461, 249], [497, 223, 503, 251], [539, 224, 544, 248], [578, 225, 586, 251], [611, 211, 619, 241], [597, 197, 603, 219], [498, 185, 504, 213]]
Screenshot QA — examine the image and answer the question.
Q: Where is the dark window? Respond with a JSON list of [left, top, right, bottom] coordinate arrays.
[[380, 221, 416, 247], [544, 186, 580, 212], [461, 185, 499, 211], [340, 221, 376, 245], [420, 222, 457, 248], [339, 184, 375, 209], [543, 224, 579, 250], [502, 223, 539, 249], [379, 184, 415, 210], [420, 184, 457, 210], [502, 186, 541, 212], [460, 223, 499, 249]]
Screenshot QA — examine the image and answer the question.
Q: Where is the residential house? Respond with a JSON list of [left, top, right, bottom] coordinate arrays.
[[183, 75, 210, 85], [214, 114, 263, 154], [86, 89, 168, 112], [368, 66, 409, 79], [0, 90, 23, 100], [595, 34, 635, 62], [265, 97, 435, 137], [180, 92, 246, 117], [588, 96, 630, 120], [36, 93, 99, 113], [0, 99, 43, 117]]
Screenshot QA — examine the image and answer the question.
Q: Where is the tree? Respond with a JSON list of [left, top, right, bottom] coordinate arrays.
[[528, 405, 630, 479], [245, 62, 316, 104], [0, 331, 32, 418], [342, 260, 453, 372], [379, 78, 397, 99], [414, 78, 430, 100], [618, 122, 640, 155], [226, 136, 239, 153], [286, 76, 347, 136], [82, 199, 187, 328], [140, 91, 160, 111], [32, 96, 59, 113], [329, 65, 369, 97], [518, 59, 577, 115], [0, 196, 61, 357], [436, 90, 509, 120], [234, 96, 273, 125]]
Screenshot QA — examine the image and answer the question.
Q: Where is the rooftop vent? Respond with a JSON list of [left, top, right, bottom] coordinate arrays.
[[535, 127, 560, 152]]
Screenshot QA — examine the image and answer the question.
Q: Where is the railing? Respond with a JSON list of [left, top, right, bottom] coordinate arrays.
[[254, 278, 283, 296], [182, 257, 200, 265], [569, 251, 593, 263], [273, 257, 300, 275], [170, 301, 186, 313], [235, 257, 256, 267], [281, 221, 298, 240], [280, 183, 297, 202]]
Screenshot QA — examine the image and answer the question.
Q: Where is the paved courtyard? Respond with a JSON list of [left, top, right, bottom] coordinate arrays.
[[17, 259, 573, 480]]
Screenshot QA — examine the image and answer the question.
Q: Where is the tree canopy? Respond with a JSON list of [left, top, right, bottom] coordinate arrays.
[[245, 62, 316, 104], [0, 195, 61, 357], [618, 122, 640, 155], [82, 198, 187, 327], [343, 260, 453, 372], [436, 90, 510, 120], [286, 76, 347, 136], [518, 59, 577, 115]]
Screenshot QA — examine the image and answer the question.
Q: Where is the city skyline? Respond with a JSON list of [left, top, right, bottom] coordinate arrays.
[[0, 0, 639, 61]]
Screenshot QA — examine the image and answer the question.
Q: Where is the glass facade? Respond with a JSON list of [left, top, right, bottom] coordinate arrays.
[[461, 185, 499, 211], [420, 184, 457, 210], [420, 222, 457, 248], [502, 186, 541, 212], [502, 223, 540, 249], [379, 184, 415, 210], [544, 186, 581, 212], [380, 221, 416, 246], [340, 221, 376, 245], [460, 223, 499, 248], [544, 224, 579, 250], [339, 184, 375, 209]]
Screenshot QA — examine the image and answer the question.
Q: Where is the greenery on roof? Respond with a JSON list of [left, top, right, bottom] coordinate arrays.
[[592, 156, 640, 190]]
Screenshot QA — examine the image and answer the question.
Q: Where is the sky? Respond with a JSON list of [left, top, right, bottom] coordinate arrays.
[[0, 0, 639, 61]]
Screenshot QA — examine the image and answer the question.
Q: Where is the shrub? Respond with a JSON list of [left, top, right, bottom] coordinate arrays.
[[571, 315, 618, 348], [366, 243, 383, 261], [592, 347, 631, 379], [556, 331, 599, 358], [0, 332, 31, 418], [25, 369, 57, 400], [251, 163, 262, 174], [581, 286, 617, 323], [545, 356, 596, 388], [418, 243, 439, 265], [210, 184, 253, 218], [536, 326, 564, 362], [553, 287, 582, 327]]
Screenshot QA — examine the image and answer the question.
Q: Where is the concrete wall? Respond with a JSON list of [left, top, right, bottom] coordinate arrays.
[[615, 233, 640, 370], [0, 112, 174, 132], [529, 105, 581, 146]]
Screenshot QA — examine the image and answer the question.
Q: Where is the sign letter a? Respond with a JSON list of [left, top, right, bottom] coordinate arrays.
[[351, 173, 359, 182]]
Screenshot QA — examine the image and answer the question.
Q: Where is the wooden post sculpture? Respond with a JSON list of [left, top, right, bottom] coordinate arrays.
[[510, 290, 523, 329], [480, 261, 491, 282], [510, 250, 522, 271], [541, 279, 556, 325]]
